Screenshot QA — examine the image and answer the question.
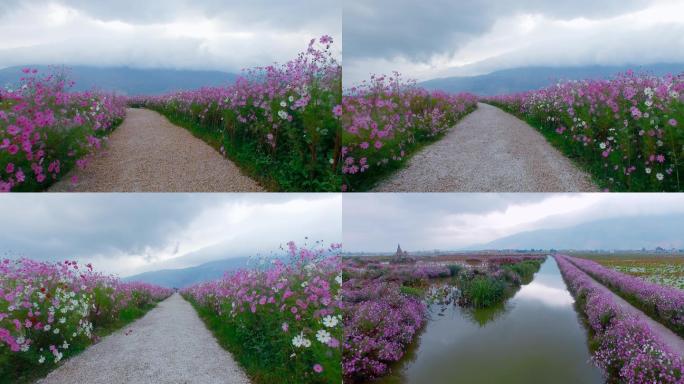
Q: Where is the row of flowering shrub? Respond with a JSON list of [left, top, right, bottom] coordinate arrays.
[[341, 74, 478, 191], [566, 255, 684, 337], [342, 256, 544, 382], [0, 69, 127, 192], [130, 36, 342, 192], [181, 242, 342, 384], [485, 71, 684, 191], [0, 258, 172, 381], [555, 255, 684, 383]]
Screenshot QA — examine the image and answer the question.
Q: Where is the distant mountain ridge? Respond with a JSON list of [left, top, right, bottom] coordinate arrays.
[[124, 257, 250, 288], [471, 215, 684, 250], [420, 63, 684, 96], [0, 65, 238, 95]]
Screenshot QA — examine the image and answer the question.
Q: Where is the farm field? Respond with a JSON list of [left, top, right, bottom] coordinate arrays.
[[572, 252, 684, 290], [342, 254, 607, 383], [343, 253, 684, 383]]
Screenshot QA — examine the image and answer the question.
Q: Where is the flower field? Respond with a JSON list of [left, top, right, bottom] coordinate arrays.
[[342, 255, 544, 382], [565, 255, 684, 337], [0, 69, 126, 192], [556, 255, 684, 383], [181, 242, 342, 384], [130, 36, 341, 192], [486, 71, 684, 191], [341, 74, 478, 191], [0, 258, 172, 382], [597, 257, 684, 290]]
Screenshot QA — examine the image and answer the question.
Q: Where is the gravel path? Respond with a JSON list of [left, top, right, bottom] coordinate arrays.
[[373, 103, 598, 192], [50, 108, 263, 192], [564, 259, 684, 358], [38, 293, 251, 384]]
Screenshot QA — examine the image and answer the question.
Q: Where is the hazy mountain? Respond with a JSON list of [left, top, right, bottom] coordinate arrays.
[[420, 64, 684, 96], [473, 215, 684, 250], [124, 257, 250, 288], [0, 65, 238, 95]]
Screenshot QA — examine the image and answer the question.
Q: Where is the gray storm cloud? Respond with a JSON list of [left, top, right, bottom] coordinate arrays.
[[343, 0, 683, 84], [0, 0, 341, 71], [342, 194, 684, 252], [0, 194, 342, 276]]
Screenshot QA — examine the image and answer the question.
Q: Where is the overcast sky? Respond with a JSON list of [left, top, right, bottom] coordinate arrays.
[[0, 0, 340, 72], [344, 0, 684, 85], [342, 193, 684, 252], [0, 194, 341, 277]]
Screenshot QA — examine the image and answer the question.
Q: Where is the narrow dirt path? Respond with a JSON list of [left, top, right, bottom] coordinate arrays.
[[49, 108, 263, 192], [373, 103, 598, 192], [563, 258, 684, 357], [38, 293, 251, 384]]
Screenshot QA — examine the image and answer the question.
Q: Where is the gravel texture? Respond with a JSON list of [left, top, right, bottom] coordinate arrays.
[[373, 103, 598, 192], [582, 271, 684, 358], [38, 293, 251, 384], [49, 108, 263, 192]]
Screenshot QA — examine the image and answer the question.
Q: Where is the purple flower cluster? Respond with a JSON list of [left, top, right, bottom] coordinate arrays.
[[567, 256, 684, 336], [341, 73, 478, 191], [0, 69, 126, 191], [556, 255, 684, 383], [343, 278, 426, 382]]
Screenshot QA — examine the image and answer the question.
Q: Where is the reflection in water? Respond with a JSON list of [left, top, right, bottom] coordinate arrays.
[[375, 258, 603, 384]]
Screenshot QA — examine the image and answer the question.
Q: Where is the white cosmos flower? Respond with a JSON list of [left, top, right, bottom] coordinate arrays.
[[38, 355, 45, 364], [277, 110, 288, 120], [316, 329, 332, 344], [322, 315, 339, 328], [292, 332, 311, 348], [288, 96, 294, 102], [335, 273, 342, 285], [280, 101, 287, 107], [656, 173, 664, 181], [645, 167, 652, 174], [599, 143, 606, 150]]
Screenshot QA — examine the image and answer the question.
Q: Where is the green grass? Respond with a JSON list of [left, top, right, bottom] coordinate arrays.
[[0, 301, 158, 384], [459, 276, 507, 308], [502, 260, 544, 282], [400, 285, 425, 298], [188, 298, 338, 384]]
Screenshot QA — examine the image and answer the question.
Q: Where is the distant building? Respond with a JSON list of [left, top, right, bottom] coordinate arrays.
[[390, 244, 415, 264]]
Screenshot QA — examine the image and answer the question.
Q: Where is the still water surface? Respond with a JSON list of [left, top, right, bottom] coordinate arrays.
[[376, 258, 604, 384]]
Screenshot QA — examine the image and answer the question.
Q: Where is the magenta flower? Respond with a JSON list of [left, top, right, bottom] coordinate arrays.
[[313, 364, 323, 373]]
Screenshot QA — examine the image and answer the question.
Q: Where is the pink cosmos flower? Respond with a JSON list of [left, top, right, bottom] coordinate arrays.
[[313, 364, 323, 373], [332, 105, 343, 117], [669, 118, 678, 127]]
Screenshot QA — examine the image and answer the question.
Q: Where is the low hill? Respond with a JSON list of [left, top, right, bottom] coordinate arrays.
[[420, 64, 684, 96], [124, 257, 250, 288], [0, 65, 238, 95]]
